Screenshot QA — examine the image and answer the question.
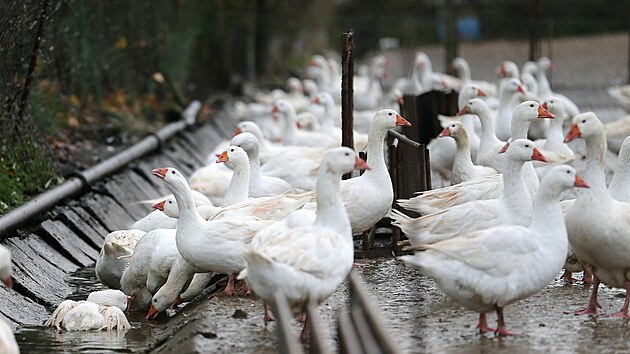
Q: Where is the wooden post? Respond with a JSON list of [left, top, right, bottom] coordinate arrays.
[[529, 0, 542, 61], [444, 0, 459, 76], [341, 31, 354, 180]]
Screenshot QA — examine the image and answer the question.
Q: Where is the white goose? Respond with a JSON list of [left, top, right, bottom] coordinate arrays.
[[439, 121, 497, 185], [152, 167, 276, 295], [120, 228, 178, 310], [95, 229, 146, 289], [312, 92, 369, 150], [0, 318, 18, 354], [215, 146, 251, 207], [45, 289, 130, 331], [564, 112, 630, 317], [229, 133, 300, 196], [609, 136, 630, 202], [241, 147, 369, 339], [302, 109, 411, 234], [428, 86, 488, 186], [0, 246, 12, 289], [495, 78, 526, 141], [393, 139, 545, 246], [535, 58, 579, 119], [402, 164, 588, 336]]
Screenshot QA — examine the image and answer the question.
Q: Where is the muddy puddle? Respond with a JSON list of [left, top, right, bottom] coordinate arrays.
[[12, 258, 630, 353]]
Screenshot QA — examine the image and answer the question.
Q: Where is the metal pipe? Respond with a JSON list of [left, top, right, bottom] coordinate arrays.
[[0, 102, 200, 238]]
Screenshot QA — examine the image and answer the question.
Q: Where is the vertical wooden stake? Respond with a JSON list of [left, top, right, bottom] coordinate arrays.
[[341, 31, 354, 180]]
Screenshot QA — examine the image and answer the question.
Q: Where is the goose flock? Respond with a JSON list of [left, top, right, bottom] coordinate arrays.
[[2, 50, 630, 352]]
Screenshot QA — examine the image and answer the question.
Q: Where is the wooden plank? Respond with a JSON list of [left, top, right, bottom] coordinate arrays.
[[81, 193, 136, 232], [7, 235, 78, 274], [39, 220, 98, 266], [0, 286, 48, 327], [54, 208, 107, 249]]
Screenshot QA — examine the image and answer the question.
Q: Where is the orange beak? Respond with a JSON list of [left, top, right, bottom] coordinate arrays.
[[498, 142, 510, 154], [537, 105, 555, 118], [146, 305, 159, 320], [477, 88, 487, 97], [457, 106, 469, 116], [497, 65, 507, 77], [3, 276, 12, 289], [531, 147, 547, 162], [395, 114, 411, 126], [541, 102, 548, 110], [152, 200, 165, 211], [439, 127, 451, 138], [517, 85, 526, 94], [216, 151, 229, 163], [232, 127, 242, 138], [574, 174, 590, 188], [564, 123, 581, 143], [152, 168, 168, 179], [354, 155, 371, 170], [312, 97, 321, 105], [296, 121, 303, 129], [550, 62, 557, 70], [271, 105, 279, 113]]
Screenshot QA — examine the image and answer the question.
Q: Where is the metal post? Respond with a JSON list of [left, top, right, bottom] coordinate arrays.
[[341, 31, 354, 180]]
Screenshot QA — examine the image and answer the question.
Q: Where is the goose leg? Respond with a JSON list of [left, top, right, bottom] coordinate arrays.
[[607, 281, 630, 318], [566, 276, 601, 315], [582, 269, 594, 284], [494, 306, 519, 336], [224, 274, 237, 296], [263, 304, 275, 322], [476, 313, 495, 334], [299, 314, 310, 342]]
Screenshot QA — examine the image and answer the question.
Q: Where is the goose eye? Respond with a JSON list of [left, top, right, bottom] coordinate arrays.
[[168, 201, 172, 204], [529, 104, 534, 108], [388, 112, 392, 116], [582, 120, 586, 124], [171, 170, 175, 174], [525, 144, 530, 148], [344, 152, 350, 156], [230, 149, 234, 152], [566, 170, 571, 174]]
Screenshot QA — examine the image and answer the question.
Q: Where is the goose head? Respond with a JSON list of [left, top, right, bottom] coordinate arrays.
[[500, 138, 547, 163], [439, 121, 467, 141], [312, 92, 335, 109], [231, 132, 260, 158], [153, 196, 178, 218], [216, 145, 249, 170], [542, 165, 590, 193], [272, 99, 296, 123], [0, 246, 12, 288], [86, 289, 129, 312], [458, 98, 490, 117], [458, 84, 487, 109], [502, 78, 526, 96], [537, 57, 555, 72], [564, 112, 602, 143], [302, 79, 319, 96], [497, 61, 519, 78], [235, 121, 265, 142], [513, 101, 555, 123], [152, 167, 189, 194], [542, 97, 567, 121], [286, 77, 302, 94], [415, 52, 432, 71], [370, 109, 411, 133], [322, 147, 371, 175]]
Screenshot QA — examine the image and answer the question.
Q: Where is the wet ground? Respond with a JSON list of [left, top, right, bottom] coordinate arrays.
[[13, 258, 630, 353]]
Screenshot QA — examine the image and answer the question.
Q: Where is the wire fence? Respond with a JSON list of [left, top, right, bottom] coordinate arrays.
[[0, 0, 628, 213]]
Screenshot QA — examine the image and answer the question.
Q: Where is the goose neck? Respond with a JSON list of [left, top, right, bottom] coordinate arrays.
[[476, 108, 501, 144], [452, 134, 475, 172], [314, 167, 350, 234], [546, 118, 565, 144], [502, 159, 529, 204], [582, 131, 608, 193], [365, 125, 388, 174], [510, 116, 532, 140], [221, 162, 250, 207], [169, 178, 204, 224], [529, 185, 566, 241]]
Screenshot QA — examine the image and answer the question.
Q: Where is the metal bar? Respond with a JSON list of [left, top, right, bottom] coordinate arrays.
[[389, 137, 401, 255], [306, 301, 326, 354], [274, 292, 304, 354], [349, 272, 399, 354], [341, 30, 354, 180], [338, 311, 363, 354], [424, 148, 432, 190], [0, 102, 200, 238]]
